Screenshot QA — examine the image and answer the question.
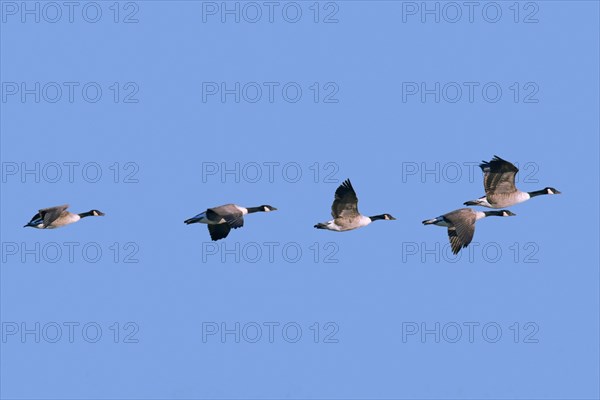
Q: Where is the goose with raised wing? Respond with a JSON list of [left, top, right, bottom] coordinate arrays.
[[422, 208, 515, 254], [314, 179, 396, 231], [464, 155, 561, 208], [184, 204, 277, 241], [24, 204, 105, 229]]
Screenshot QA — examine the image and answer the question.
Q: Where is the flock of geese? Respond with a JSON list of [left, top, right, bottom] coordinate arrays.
[[24, 156, 560, 254], [424, 155, 560, 254]]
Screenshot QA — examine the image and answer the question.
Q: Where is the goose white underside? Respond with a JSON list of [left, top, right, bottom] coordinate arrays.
[[321, 221, 345, 231], [429, 218, 450, 227], [510, 191, 532, 205], [31, 223, 71, 229], [62, 214, 81, 225], [321, 215, 372, 231], [471, 197, 493, 208], [475, 192, 531, 208]]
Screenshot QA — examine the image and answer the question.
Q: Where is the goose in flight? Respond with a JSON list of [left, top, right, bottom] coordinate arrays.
[[24, 204, 105, 229], [423, 208, 515, 254], [314, 179, 396, 231], [184, 204, 277, 241], [464, 155, 560, 208]]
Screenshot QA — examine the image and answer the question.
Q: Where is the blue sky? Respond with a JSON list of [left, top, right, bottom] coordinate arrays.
[[1, 1, 599, 399]]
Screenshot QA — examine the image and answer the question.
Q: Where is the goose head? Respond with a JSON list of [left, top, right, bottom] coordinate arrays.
[[544, 187, 561, 195], [260, 205, 277, 212]]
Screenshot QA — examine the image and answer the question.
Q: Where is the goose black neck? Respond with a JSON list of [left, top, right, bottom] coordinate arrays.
[[78, 211, 94, 218], [246, 206, 264, 213], [483, 211, 505, 217], [528, 189, 547, 198], [369, 214, 386, 221]]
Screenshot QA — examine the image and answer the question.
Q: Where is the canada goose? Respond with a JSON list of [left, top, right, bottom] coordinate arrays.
[[314, 179, 396, 231], [422, 208, 516, 254], [464, 155, 561, 208], [24, 204, 105, 229], [184, 204, 277, 241]]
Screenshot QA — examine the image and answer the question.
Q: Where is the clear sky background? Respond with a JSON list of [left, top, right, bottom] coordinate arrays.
[[1, 1, 599, 399]]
